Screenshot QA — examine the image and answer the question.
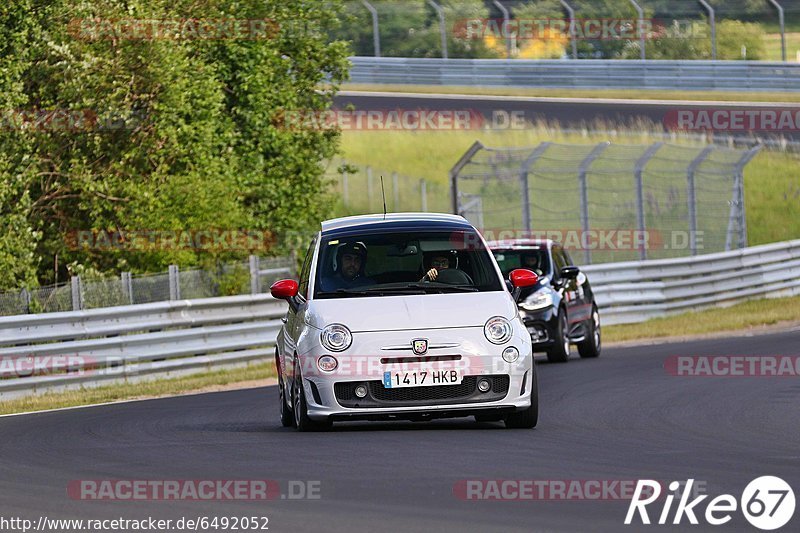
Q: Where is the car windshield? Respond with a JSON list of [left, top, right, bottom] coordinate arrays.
[[492, 248, 552, 278], [314, 230, 503, 298]]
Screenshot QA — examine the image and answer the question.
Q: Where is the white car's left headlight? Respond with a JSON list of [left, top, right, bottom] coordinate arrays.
[[484, 316, 513, 345], [320, 324, 352, 352], [521, 289, 553, 311]]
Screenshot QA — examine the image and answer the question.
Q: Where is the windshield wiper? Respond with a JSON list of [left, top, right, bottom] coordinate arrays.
[[402, 283, 478, 293], [316, 289, 370, 297]]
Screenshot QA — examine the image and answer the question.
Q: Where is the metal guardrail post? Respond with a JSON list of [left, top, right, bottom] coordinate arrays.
[[71, 276, 83, 311], [426, 0, 448, 59], [121, 272, 134, 305], [361, 0, 381, 57], [249, 255, 261, 295], [168, 265, 180, 301], [492, 0, 512, 59], [634, 143, 663, 260], [578, 142, 610, 265], [733, 145, 762, 249], [559, 0, 578, 60], [686, 146, 714, 256], [697, 0, 716, 60], [767, 0, 787, 62], [450, 141, 485, 215], [628, 0, 646, 60], [519, 143, 552, 232], [20, 288, 31, 314], [420, 179, 428, 212]]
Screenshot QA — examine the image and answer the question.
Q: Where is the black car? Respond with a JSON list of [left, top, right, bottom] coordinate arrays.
[[487, 239, 601, 363]]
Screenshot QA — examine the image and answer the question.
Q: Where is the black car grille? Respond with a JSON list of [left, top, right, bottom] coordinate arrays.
[[334, 375, 510, 408]]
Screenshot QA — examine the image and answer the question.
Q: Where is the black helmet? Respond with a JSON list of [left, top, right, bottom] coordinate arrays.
[[335, 241, 368, 274]]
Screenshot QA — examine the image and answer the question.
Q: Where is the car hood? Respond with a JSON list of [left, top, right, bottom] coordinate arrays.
[[307, 291, 518, 332]]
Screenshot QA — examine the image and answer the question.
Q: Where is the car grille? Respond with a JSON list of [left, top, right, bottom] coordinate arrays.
[[334, 375, 510, 408]]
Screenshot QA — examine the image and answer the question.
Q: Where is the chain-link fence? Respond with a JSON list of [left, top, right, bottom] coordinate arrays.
[[0, 256, 295, 317], [450, 141, 761, 264]]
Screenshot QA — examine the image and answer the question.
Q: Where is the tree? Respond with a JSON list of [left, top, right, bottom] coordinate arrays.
[[0, 0, 350, 289]]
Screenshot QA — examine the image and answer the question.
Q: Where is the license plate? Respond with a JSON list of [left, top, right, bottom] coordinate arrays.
[[382, 369, 463, 388]]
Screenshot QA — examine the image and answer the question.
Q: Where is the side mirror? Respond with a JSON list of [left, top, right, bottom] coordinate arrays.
[[560, 266, 580, 280], [509, 269, 539, 302], [270, 279, 299, 300], [510, 269, 539, 288]]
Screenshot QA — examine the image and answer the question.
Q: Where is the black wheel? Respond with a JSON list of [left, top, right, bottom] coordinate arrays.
[[278, 371, 295, 428], [578, 305, 601, 359], [505, 365, 539, 429], [546, 308, 570, 363], [292, 363, 332, 432]]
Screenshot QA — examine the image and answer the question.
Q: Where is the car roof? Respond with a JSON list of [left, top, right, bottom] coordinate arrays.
[[321, 213, 475, 238], [485, 238, 555, 250]]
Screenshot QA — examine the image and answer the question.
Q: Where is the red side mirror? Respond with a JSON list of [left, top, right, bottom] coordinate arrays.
[[270, 279, 299, 300], [509, 269, 539, 288]]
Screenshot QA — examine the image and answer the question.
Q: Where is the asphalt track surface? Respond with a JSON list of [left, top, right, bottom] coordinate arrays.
[[334, 91, 798, 141], [1, 328, 798, 532]]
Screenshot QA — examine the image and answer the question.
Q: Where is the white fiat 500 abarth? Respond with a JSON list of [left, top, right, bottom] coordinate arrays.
[[270, 213, 539, 431]]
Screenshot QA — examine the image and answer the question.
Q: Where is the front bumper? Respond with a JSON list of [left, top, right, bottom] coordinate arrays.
[[296, 326, 533, 421], [519, 306, 558, 348]]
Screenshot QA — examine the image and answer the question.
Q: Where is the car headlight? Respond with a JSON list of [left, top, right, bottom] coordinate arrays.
[[484, 316, 513, 345], [320, 324, 352, 352], [521, 289, 553, 311]]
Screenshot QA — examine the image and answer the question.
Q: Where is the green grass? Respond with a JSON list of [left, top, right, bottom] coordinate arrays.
[[763, 32, 800, 61], [0, 362, 276, 416], [604, 294, 800, 343], [338, 128, 800, 247], [343, 83, 800, 103]]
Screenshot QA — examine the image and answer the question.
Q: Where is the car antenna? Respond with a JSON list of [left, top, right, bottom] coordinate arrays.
[[380, 175, 387, 219]]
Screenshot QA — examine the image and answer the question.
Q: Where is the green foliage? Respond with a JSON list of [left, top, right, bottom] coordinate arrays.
[[0, 0, 350, 290], [331, 0, 494, 58], [716, 20, 765, 60]]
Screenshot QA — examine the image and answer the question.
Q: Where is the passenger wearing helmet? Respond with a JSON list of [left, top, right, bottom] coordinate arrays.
[[327, 241, 373, 290]]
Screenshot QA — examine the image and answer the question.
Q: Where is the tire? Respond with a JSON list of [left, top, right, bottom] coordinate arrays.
[[292, 363, 332, 432], [278, 372, 295, 428], [505, 365, 539, 429], [578, 305, 601, 359], [546, 308, 570, 363]]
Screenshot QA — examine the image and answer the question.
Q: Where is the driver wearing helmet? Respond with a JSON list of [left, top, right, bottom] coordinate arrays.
[[522, 253, 543, 276], [327, 241, 373, 290]]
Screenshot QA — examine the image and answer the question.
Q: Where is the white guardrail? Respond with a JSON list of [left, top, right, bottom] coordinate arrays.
[[348, 57, 800, 92], [583, 239, 800, 325], [0, 294, 285, 399], [2, 239, 799, 398]]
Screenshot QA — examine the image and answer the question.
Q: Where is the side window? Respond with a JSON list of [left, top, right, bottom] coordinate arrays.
[[552, 245, 566, 275], [298, 237, 317, 299], [561, 248, 574, 267]]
